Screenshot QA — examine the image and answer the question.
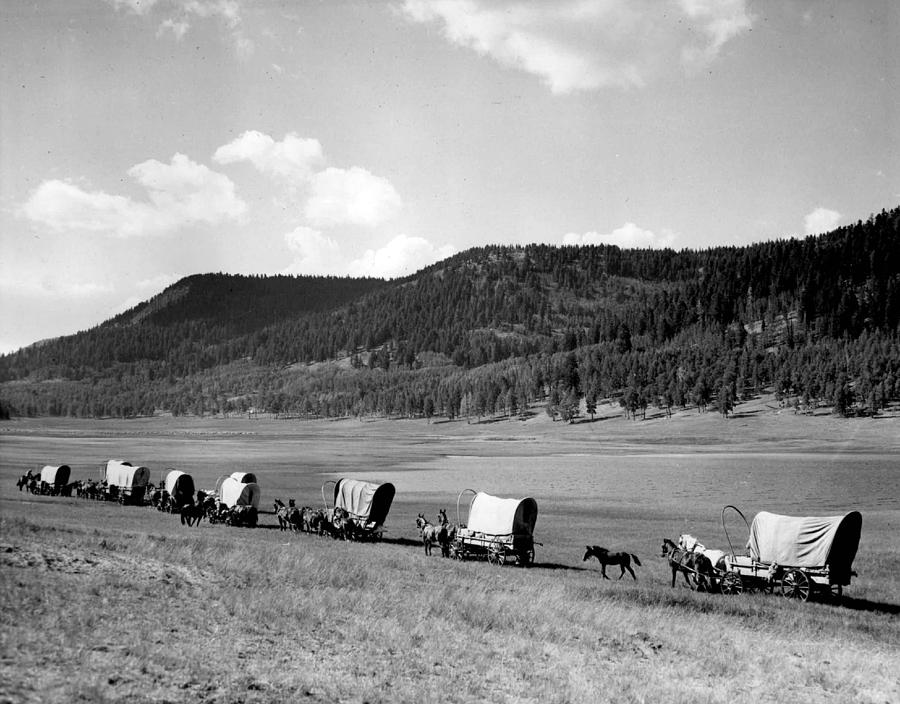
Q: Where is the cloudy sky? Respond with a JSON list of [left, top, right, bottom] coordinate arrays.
[[1, 1, 897, 353]]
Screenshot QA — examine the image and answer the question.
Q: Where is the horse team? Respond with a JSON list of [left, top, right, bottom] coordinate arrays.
[[272, 499, 362, 540], [415, 509, 457, 557]]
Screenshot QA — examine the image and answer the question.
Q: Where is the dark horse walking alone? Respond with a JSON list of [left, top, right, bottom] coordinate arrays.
[[583, 545, 642, 580]]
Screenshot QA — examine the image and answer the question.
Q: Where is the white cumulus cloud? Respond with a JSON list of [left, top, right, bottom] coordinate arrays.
[[214, 131, 404, 229], [400, 0, 752, 93], [21, 154, 246, 238], [107, 0, 251, 56], [214, 131, 325, 182], [347, 235, 457, 279], [283, 226, 343, 275], [304, 167, 403, 228], [679, 0, 755, 69], [283, 230, 455, 279], [803, 207, 842, 236], [563, 223, 677, 249]]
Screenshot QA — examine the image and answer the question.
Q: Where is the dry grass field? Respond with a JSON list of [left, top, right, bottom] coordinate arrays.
[[2, 398, 899, 703]]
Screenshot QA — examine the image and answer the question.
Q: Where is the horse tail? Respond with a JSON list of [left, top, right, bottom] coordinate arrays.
[[631, 554, 642, 567]]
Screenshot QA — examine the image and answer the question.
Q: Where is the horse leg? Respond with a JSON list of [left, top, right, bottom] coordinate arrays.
[[600, 563, 609, 579], [625, 563, 636, 580]]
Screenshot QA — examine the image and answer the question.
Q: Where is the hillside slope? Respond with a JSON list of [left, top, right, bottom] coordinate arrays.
[[1, 207, 898, 420]]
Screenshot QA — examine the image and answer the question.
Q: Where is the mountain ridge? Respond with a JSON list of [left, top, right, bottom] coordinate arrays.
[[1, 207, 898, 420]]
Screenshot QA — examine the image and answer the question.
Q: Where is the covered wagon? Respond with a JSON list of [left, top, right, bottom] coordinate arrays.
[[720, 506, 862, 601], [217, 476, 260, 527], [322, 478, 395, 540], [39, 464, 71, 496], [105, 460, 151, 505], [164, 469, 196, 510], [451, 489, 538, 566]]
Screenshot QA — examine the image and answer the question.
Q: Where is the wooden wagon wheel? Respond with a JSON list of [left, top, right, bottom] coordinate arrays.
[[487, 540, 506, 566], [720, 572, 744, 595], [450, 540, 464, 560], [780, 569, 811, 601]]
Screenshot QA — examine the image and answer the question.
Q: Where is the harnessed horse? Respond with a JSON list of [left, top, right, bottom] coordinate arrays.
[[660, 538, 715, 590]]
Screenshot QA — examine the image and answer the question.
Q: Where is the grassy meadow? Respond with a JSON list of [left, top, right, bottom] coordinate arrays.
[[1, 399, 899, 703]]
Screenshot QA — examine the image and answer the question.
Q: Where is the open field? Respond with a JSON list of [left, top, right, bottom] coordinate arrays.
[[2, 400, 899, 703]]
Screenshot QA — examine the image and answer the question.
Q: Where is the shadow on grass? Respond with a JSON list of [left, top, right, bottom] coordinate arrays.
[[730, 408, 764, 419], [837, 596, 900, 615], [531, 561, 588, 572], [379, 536, 422, 548]]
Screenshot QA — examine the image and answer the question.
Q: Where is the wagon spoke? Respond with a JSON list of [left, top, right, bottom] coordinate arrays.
[[780, 569, 811, 601], [721, 572, 743, 595]]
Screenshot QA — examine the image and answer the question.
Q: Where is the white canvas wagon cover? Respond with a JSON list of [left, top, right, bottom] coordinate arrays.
[[466, 492, 538, 537], [40, 465, 71, 486], [105, 460, 150, 489], [230, 471, 257, 484], [164, 470, 195, 499], [333, 479, 395, 526], [747, 511, 861, 579], [219, 476, 261, 509]]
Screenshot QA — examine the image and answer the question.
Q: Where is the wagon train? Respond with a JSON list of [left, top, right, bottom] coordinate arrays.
[[104, 460, 151, 505], [716, 505, 862, 602], [450, 489, 538, 566], [321, 478, 395, 541]]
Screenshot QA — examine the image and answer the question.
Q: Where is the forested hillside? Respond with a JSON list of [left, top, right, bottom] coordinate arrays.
[[1, 207, 898, 421]]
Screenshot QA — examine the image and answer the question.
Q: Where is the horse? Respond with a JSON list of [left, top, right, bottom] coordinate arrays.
[[583, 545, 642, 580], [313, 509, 328, 535], [416, 513, 444, 556], [436, 508, 457, 557], [180, 499, 204, 527], [16, 474, 30, 491], [331, 507, 359, 540], [660, 538, 715, 590], [286, 506, 303, 532], [273, 499, 291, 531], [80, 479, 100, 500]]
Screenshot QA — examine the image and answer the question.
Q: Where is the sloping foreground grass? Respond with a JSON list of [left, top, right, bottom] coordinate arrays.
[[1, 498, 898, 704]]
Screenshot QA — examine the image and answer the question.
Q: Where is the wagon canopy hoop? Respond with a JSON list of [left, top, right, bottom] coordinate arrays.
[[321, 480, 337, 511], [456, 488, 477, 527], [722, 505, 751, 558]]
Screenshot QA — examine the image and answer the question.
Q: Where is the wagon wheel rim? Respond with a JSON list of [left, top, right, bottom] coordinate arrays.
[[781, 569, 811, 601], [721, 572, 744, 595]]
